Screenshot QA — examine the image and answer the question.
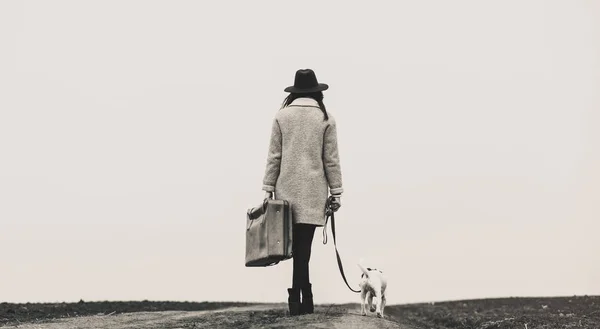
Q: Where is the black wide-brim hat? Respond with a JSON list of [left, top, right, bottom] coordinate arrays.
[[284, 68, 329, 93]]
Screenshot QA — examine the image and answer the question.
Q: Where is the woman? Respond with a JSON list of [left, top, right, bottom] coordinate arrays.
[[262, 68, 343, 316]]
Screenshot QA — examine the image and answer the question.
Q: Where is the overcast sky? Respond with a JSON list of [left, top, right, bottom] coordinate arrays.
[[1, 0, 599, 305]]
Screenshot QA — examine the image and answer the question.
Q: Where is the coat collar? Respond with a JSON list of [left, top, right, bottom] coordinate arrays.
[[289, 97, 319, 107]]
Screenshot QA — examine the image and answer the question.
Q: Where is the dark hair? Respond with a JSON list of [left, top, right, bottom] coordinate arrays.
[[281, 91, 329, 120]]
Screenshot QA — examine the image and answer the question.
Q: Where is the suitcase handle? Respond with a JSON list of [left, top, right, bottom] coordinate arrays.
[[246, 198, 270, 230], [247, 198, 269, 219]]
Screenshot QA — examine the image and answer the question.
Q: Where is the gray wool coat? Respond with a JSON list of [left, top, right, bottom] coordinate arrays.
[[262, 97, 343, 226]]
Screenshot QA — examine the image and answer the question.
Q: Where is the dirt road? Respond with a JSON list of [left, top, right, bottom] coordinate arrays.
[[3, 297, 598, 328], [3, 304, 412, 329]]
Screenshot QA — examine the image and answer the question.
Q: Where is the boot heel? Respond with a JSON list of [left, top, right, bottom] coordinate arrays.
[[300, 284, 314, 314]]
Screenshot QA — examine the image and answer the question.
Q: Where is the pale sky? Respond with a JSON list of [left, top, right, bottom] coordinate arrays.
[[1, 1, 599, 305]]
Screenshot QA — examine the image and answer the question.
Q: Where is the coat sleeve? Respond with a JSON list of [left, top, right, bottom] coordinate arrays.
[[262, 118, 282, 192], [323, 116, 344, 195]]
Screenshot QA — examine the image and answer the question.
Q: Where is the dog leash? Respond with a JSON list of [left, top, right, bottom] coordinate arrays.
[[323, 196, 361, 294]]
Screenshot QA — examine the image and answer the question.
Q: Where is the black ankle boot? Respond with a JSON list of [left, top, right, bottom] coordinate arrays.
[[287, 288, 301, 316], [299, 283, 314, 314]]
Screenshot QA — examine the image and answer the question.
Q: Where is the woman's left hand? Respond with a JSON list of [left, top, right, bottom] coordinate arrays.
[[331, 195, 341, 212]]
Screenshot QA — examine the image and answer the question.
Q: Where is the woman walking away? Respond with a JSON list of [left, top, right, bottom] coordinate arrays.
[[262, 68, 343, 316]]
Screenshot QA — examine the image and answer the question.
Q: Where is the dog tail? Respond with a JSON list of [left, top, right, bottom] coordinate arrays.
[[357, 262, 369, 279]]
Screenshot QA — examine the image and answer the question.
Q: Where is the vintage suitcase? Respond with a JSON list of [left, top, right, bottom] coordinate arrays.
[[245, 198, 293, 267]]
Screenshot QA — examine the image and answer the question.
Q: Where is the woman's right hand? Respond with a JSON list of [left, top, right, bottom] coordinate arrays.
[[264, 191, 273, 200]]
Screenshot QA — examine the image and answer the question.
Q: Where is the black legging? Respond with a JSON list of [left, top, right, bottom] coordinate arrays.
[[292, 224, 316, 288]]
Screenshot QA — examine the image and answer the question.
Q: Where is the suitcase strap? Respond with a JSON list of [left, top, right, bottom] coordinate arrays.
[[323, 197, 361, 294]]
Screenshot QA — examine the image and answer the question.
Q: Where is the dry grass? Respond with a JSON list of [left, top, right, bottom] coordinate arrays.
[[385, 295, 600, 329], [0, 300, 255, 326]]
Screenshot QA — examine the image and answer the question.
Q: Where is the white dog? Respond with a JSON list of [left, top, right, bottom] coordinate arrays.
[[358, 262, 387, 318]]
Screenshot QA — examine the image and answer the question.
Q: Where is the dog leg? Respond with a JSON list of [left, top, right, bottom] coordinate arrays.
[[374, 289, 383, 318], [381, 294, 387, 318], [367, 292, 375, 313], [360, 290, 367, 316]]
